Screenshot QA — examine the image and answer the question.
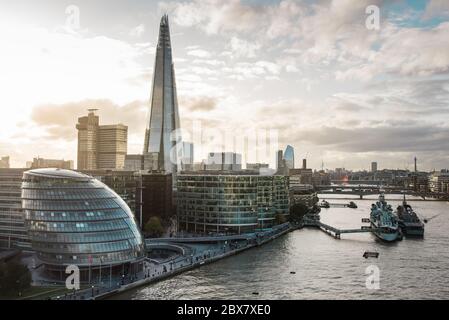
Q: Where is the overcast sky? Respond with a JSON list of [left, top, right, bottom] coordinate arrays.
[[1, 0, 448, 170]]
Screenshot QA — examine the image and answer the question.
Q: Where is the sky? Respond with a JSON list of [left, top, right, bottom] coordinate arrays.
[[0, 0, 448, 171]]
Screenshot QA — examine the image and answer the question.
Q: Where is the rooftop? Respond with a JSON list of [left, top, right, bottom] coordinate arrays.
[[25, 168, 92, 180]]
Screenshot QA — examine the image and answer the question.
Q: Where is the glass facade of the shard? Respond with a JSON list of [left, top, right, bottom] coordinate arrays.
[[143, 15, 181, 174]]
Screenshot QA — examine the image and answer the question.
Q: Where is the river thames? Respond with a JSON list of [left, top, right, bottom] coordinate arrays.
[[114, 194, 449, 300]]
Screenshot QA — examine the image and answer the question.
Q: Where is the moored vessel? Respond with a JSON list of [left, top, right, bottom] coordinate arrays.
[[370, 193, 399, 242], [396, 195, 425, 237]]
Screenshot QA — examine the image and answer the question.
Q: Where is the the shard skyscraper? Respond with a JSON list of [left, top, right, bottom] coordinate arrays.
[[143, 14, 181, 173]]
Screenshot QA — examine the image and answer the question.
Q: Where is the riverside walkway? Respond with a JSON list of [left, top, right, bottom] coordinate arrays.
[[51, 223, 292, 300]]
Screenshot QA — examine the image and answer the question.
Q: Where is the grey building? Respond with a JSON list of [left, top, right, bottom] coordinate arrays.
[[30, 157, 74, 170], [0, 156, 10, 169], [143, 15, 182, 174], [0, 168, 29, 249], [124, 154, 144, 171], [206, 152, 242, 171], [181, 142, 194, 170]]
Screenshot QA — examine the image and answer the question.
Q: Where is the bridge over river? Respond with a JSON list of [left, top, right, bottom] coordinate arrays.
[[315, 184, 449, 200]]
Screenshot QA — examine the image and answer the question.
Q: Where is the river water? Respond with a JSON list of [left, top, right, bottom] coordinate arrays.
[[114, 194, 449, 300]]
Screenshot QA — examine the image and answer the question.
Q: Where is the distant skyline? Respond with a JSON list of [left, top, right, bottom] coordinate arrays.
[[1, 0, 448, 170]]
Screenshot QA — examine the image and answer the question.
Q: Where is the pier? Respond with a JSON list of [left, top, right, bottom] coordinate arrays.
[[302, 219, 378, 239]]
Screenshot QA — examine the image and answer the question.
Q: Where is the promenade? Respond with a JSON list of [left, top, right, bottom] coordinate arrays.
[[51, 223, 292, 300]]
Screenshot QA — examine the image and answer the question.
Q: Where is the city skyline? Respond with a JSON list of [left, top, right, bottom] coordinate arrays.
[[1, 0, 449, 171]]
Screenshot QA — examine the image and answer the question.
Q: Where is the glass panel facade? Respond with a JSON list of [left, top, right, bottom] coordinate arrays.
[[177, 174, 289, 234], [22, 169, 145, 267]]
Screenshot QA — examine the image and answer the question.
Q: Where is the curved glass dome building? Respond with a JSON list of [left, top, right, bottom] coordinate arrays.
[[21, 168, 145, 281]]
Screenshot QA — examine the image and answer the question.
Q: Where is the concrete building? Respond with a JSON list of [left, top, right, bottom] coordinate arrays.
[[429, 170, 449, 193], [76, 109, 128, 170], [206, 152, 242, 171], [289, 168, 313, 186], [177, 172, 289, 234], [124, 154, 144, 171], [0, 156, 10, 169], [371, 162, 378, 172], [97, 124, 128, 170], [0, 169, 29, 249], [30, 157, 74, 170]]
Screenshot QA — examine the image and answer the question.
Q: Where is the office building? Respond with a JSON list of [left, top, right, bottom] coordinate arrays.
[[30, 157, 74, 170], [0, 156, 10, 169], [76, 109, 128, 170], [371, 162, 378, 173], [284, 145, 295, 169], [0, 169, 29, 249], [97, 125, 128, 170], [206, 152, 242, 171], [429, 170, 449, 193], [289, 168, 313, 186], [124, 154, 144, 171], [22, 168, 145, 281], [136, 173, 173, 229], [177, 173, 289, 234], [143, 15, 182, 174], [181, 142, 194, 170]]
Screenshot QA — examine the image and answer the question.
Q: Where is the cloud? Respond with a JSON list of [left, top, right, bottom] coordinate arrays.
[[187, 49, 212, 58], [180, 96, 218, 112], [31, 99, 148, 141], [296, 124, 449, 153], [129, 24, 145, 37], [423, 0, 449, 20], [165, 0, 264, 35], [229, 37, 261, 58]]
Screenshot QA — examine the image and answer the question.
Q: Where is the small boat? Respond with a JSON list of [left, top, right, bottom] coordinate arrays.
[[363, 251, 379, 259], [319, 200, 330, 208], [348, 201, 357, 209]]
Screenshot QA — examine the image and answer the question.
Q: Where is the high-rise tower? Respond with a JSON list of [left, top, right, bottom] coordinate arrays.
[[143, 15, 181, 174]]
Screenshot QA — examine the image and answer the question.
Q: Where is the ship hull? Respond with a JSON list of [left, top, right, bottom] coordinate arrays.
[[371, 222, 399, 242], [402, 227, 424, 237]]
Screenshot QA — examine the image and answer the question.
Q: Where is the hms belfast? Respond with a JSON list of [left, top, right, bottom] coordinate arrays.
[[143, 14, 182, 174]]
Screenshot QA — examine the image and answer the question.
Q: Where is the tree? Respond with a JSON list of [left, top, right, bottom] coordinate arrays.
[[0, 259, 31, 298], [144, 216, 164, 238], [289, 203, 309, 223]]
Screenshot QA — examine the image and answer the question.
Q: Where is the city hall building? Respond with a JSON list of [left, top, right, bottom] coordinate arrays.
[[21, 168, 145, 282], [176, 173, 289, 235]]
